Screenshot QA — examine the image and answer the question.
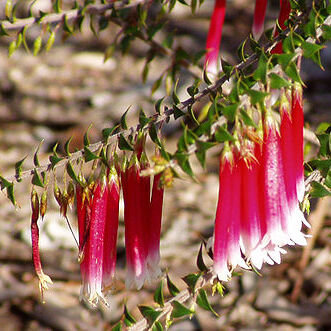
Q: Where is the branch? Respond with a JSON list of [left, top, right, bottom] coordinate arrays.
[[0, 0, 147, 31], [1, 12, 329, 187], [129, 270, 215, 331]]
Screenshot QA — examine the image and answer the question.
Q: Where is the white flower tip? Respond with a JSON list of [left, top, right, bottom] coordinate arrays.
[[213, 264, 231, 282]]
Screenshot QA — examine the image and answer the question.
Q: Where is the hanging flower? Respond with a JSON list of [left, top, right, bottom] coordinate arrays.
[[272, 0, 291, 54], [252, 0, 268, 40], [205, 0, 226, 75], [121, 156, 148, 290], [102, 167, 120, 292], [31, 189, 53, 302], [213, 143, 247, 281]]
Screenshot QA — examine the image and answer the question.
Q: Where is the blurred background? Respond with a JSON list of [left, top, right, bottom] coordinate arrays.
[[0, 0, 330, 330]]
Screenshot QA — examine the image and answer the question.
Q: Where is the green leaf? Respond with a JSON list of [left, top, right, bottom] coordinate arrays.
[[322, 24, 331, 40], [102, 125, 119, 141], [171, 301, 194, 318], [124, 304, 136, 326], [240, 110, 257, 127], [64, 137, 72, 156], [84, 146, 99, 162], [166, 274, 180, 297], [139, 108, 151, 128], [152, 75, 163, 95], [182, 273, 201, 292], [155, 97, 164, 114], [149, 124, 162, 147], [118, 134, 134, 151], [247, 90, 269, 105], [6, 183, 16, 207], [46, 31, 56, 52], [33, 36, 42, 56], [253, 52, 268, 84], [197, 242, 207, 271], [0, 175, 12, 190], [112, 322, 122, 331], [316, 133, 331, 157], [269, 73, 291, 89], [173, 105, 185, 119], [66, 161, 80, 183], [8, 40, 17, 57], [154, 280, 165, 307], [221, 103, 238, 122], [175, 153, 194, 177], [152, 321, 163, 331], [215, 126, 235, 142], [15, 157, 26, 182], [310, 181, 331, 198], [196, 289, 219, 316], [172, 80, 180, 105], [49, 154, 64, 169], [32, 170, 44, 188], [121, 107, 130, 130], [284, 61, 303, 84], [274, 53, 295, 70], [138, 306, 161, 324]]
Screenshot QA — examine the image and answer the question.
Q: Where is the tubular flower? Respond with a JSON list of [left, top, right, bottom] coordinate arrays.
[[121, 153, 164, 289], [76, 172, 119, 307], [146, 173, 164, 279], [213, 145, 247, 281], [291, 83, 305, 202], [205, 0, 226, 75], [252, 0, 268, 40], [31, 189, 52, 301], [121, 157, 148, 290], [272, 0, 291, 54], [102, 168, 120, 292], [213, 96, 308, 280]]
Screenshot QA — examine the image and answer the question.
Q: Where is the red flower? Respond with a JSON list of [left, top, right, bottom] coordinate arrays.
[[205, 0, 226, 75], [252, 0, 268, 40]]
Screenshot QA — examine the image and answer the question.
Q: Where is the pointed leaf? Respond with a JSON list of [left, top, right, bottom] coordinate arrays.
[[15, 156, 26, 182], [84, 146, 99, 162], [269, 73, 291, 89], [124, 304, 136, 326], [182, 273, 201, 292], [171, 301, 194, 318], [215, 126, 235, 142], [197, 242, 207, 271], [196, 289, 219, 316], [152, 321, 163, 331], [118, 134, 134, 151], [138, 306, 161, 324], [166, 274, 180, 297], [32, 170, 44, 188], [154, 280, 165, 307]]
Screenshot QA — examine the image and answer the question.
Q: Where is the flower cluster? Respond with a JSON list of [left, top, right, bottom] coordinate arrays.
[[213, 84, 308, 281], [75, 147, 164, 306], [205, 0, 291, 73]]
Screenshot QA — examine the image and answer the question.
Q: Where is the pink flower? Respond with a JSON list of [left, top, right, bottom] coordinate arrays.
[[272, 0, 291, 54], [213, 144, 246, 281], [121, 153, 164, 289], [76, 171, 120, 306], [121, 157, 148, 289], [102, 168, 120, 292], [252, 0, 268, 40], [146, 173, 164, 279], [205, 0, 226, 75]]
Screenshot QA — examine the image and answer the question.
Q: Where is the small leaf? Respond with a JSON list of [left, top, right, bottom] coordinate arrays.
[[124, 304, 136, 326], [155, 97, 164, 114], [173, 105, 185, 119], [64, 137, 72, 156], [175, 153, 194, 178], [138, 306, 161, 324], [46, 31, 56, 52], [152, 321, 163, 331], [102, 125, 119, 141], [15, 157, 26, 182], [32, 170, 44, 188], [166, 274, 180, 297], [285, 61, 304, 84], [247, 90, 269, 105], [197, 242, 207, 271], [154, 280, 165, 307], [6, 183, 16, 207], [8, 40, 17, 57], [240, 110, 257, 127], [171, 301, 194, 318], [269, 73, 291, 89], [149, 124, 162, 147], [118, 134, 134, 151], [196, 289, 219, 316], [152, 75, 163, 95], [112, 322, 122, 331], [121, 107, 131, 130], [310, 181, 331, 198], [33, 36, 42, 56], [66, 161, 80, 183], [182, 273, 201, 292], [139, 108, 151, 128], [215, 126, 235, 142], [221, 103, 238, 122], [172, 80, 180, 105], [253, 52, 268, 84], [84, 146, 99, 162]]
